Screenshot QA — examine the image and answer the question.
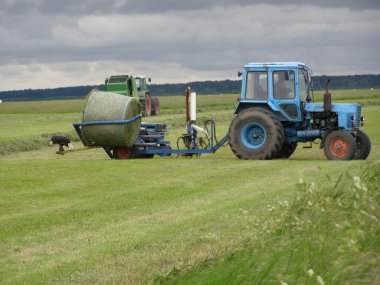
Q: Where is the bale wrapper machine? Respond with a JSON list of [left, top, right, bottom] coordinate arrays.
[[73, 87, 229, 159]]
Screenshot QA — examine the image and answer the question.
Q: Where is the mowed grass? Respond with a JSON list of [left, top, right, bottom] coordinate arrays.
[[0, 89, 379, 284]]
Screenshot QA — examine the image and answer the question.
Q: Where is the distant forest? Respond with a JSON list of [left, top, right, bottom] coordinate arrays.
[[1, 74, 379, 102]]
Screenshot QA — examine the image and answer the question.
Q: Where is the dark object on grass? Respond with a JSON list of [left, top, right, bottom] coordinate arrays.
[[49, 135, 73, 155]]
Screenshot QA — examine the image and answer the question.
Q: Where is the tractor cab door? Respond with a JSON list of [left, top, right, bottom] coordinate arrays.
[[268, 68, 302, 122], [134, 78, 146, 100], [128, 78, 136, 97], [297, 68, 310, 113], [140, 78, 148, 92]]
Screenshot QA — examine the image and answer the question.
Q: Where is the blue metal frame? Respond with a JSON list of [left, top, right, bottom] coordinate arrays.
[[72, 114, 142, 126], [144, 135, 229, 156]]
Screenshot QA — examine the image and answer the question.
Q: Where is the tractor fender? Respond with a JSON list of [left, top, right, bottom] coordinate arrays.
[[235, 102, 286, 122]]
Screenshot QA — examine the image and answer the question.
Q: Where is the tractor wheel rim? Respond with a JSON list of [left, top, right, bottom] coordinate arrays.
[[116, 147, 132, 159], [241, 123, 266, 149], [330, 138, 348, 158], [146, 98, 151, 114]]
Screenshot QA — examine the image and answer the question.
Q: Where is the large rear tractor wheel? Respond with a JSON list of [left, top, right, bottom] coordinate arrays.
[[228, 108, 284, 160], [275, 141, 298, 159], [151, 97, 160, 116], [353, 130, 371, 160], [323, 130, 356, 160], [142, 94, 151, 117]]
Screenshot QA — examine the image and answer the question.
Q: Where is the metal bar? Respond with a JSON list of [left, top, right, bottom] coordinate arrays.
[[144, 134, 229, 155], [72, 114, 142, 126], [102, 146, 114, 159], [140, 123, 161, 128], [210, 135, 230, 152], [145, 148, 214, 155], [139, 135, 165, 139], [73, 124, 91, 146]]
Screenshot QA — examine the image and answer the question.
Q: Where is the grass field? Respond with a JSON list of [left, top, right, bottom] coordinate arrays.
[[0, 89, 379, 284]]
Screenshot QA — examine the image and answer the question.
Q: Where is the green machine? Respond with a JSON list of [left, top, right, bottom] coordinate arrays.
[[105, 75, 160, 117]]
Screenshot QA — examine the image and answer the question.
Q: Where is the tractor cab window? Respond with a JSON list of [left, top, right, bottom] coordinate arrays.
[[246, 71, 268, 100], [141, 78, 147, 90], [135, 78, 141, 91], [273, 71, 295, 99], [298, 68, 309, 102]]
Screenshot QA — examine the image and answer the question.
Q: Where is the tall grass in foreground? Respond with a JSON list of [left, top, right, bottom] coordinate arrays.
[[154, 162, 380, 285]]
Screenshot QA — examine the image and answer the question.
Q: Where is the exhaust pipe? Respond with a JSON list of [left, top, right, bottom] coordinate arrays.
[[323, 79, 332, 112]]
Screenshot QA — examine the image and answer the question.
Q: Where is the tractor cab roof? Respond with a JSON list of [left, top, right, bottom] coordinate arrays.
[[108, 75, 146, 83], [244, 62, 311, 71], [108, 75, 129, 83]]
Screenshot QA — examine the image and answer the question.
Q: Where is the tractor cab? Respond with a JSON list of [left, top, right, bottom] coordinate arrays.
[[105, 75, 150, 101], [236, 62, 312, 122], [105, 75, 159, 117]]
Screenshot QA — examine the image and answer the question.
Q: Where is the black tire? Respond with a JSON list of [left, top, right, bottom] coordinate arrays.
[[353, 130, 371, 160], [323, 130, 356, 160], [275, 141, 298, 159], [228, 107, 284, 160], [113, 146, 154, 159], [142, 94, 151, 117], [151, 97, 160, 116]]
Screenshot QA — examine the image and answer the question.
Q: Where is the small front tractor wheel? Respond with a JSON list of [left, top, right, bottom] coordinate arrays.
[[323, 130, 356, 160], [353, 130, 371, 160], [228, 107, 284, 160]]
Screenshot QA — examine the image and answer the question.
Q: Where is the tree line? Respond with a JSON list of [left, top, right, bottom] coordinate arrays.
[[1, 74, 379, 102]]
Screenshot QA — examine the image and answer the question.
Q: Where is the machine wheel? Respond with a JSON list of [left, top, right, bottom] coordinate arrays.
[[275, 141, 298, 159], [143, 94, 151, 117], [151, 97, 160, 116], [323, 130, 356, 160], [114, 147, 154, 159], [228, 107, 284, 160], [353, 130, 371, 160], [114, 146, 134, 159]]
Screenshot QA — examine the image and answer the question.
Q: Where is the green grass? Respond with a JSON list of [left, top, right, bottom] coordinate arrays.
[[153, 163, 380, 285], [0, 89, 379, 284]]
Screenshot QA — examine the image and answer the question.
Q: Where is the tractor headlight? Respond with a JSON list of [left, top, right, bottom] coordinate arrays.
[[361, 116, 364, 126], [350, 114, 361, 128]]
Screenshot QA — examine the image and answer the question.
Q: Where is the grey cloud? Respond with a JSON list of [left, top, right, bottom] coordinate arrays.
[[115, 0, 380, 14], [0, 1, 379, 90], [2, 0, 380, 16]]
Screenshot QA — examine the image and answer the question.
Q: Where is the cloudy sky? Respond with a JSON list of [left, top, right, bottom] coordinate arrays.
[[0, 0, 379, 91]]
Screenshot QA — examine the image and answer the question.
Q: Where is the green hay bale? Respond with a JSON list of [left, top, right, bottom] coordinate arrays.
[[82, 90, 142, 147]]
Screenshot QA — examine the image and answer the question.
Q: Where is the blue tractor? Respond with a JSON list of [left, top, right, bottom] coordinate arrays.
[[229, 62, 371, 160]]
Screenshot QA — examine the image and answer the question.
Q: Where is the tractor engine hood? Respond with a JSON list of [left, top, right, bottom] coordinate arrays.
[[304, 102, 362, 130]]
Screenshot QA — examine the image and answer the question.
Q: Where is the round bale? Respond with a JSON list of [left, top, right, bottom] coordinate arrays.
[[82, 90, 141, 147]]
